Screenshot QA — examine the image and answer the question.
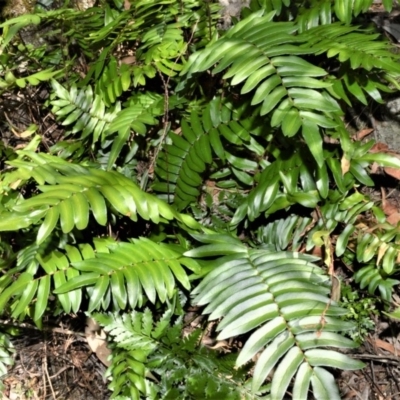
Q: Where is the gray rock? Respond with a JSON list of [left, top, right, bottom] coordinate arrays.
[[219, 0, 250, 29]]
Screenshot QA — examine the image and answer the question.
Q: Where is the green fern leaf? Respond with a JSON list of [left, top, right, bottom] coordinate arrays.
[[0, 14, 41, 50], [95, 57, 132, 106], [191, 246, 364, 398], [0, 332, 15, 384], [154, 99, 259, 209], [95, 306, 257, 399], [0, 272, 34, 313], [301, 23, 400, 75], [181, 16, 342, 135], [154, 113, 213, 210], [310, 367, 340, 399], [50, 81, 119, 143], [1, 151, 202, 242], [54, 238, 199, 310]]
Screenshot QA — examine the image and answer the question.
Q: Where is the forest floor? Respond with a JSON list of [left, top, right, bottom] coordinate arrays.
[[1, 314, 111, 399], [2, 291, 400, 400]]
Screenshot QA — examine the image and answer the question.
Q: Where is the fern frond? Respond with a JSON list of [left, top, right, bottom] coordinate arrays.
[[0, 243, 86, 322], [182, 13, 339, 121], [95, 308, 259, 399], [244, 0, 291, 17], [105, 92, 165, 168], [0, 13, 41, 51], [354, 264, 399, 302], [97, 308, 161, 352], [181, 12, 347, 166], [0, 151, 203, 243], [335, 215, 400, 302], [0, 236, 200, 321], [301, 23, 400, 74], [94, 0, 197, 97], [232, 131, 400, 226], [243, 0, 330, 31], [256, 215, 313, 251], [295, 0, 333, 32], [0, 67, 61, 93], [154, 111, 212, 209], [255, 194, 400, 302], [245, 0, 391, 27], [87, 9, 132, 44], [334, 0, 376, 24], [153, 98, 261, 210], [231, 145, 327, 224], [95, 57, 131, 106], [50, 80, 119, 142], [182, 13, 400, 170], [0, 331, 15, 390], [191, 245, 364, 398], [2, 1, 398, 396], [191, 0, 222, 48], [54, 238, 199, 310], [41, 7, 104, 57], [139, 20, 186, 77], [107, 92, 164, 137]]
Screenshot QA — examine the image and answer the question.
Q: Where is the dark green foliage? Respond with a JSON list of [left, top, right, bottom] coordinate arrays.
[[0, 0, 400, 398], [191, 245, 363, 397], [95, 307, 257, 399]]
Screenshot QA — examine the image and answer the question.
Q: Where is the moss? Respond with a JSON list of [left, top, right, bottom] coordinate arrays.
[[2, 0, 36, 17]]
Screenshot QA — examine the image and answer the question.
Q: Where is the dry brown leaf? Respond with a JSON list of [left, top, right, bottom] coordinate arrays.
[[369, 337, 400, 355], [382, 188, 395, 215], [209, 340, 230, 351], [331, 275, 341, 302], [369, 143, 400, 179], [311, 246, 322, 257], [9, 179, 21, 190], [341, 155, 351, 175], [323, 136, 339, 144], [384, 165, 400, 180], [381, 188, 400, 225], [343, 389, 362, 400], [360, 386, 370, 400], [386, 212, 400, 225], [370, 142, 389, 153], [381, 199, 397, 216], [370, 161, 380, 174], [85, 317, 111, 367], [120, 56, 136, 65], [352, 128, 374, 140], [377, 242, 389, 266]]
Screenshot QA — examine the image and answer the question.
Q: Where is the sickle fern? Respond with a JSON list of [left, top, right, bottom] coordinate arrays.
[[0, 0, 400, 398], [190, 243, 364, 399]]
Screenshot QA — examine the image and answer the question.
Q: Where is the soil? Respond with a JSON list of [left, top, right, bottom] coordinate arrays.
[[1, 316, 111, 400]]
